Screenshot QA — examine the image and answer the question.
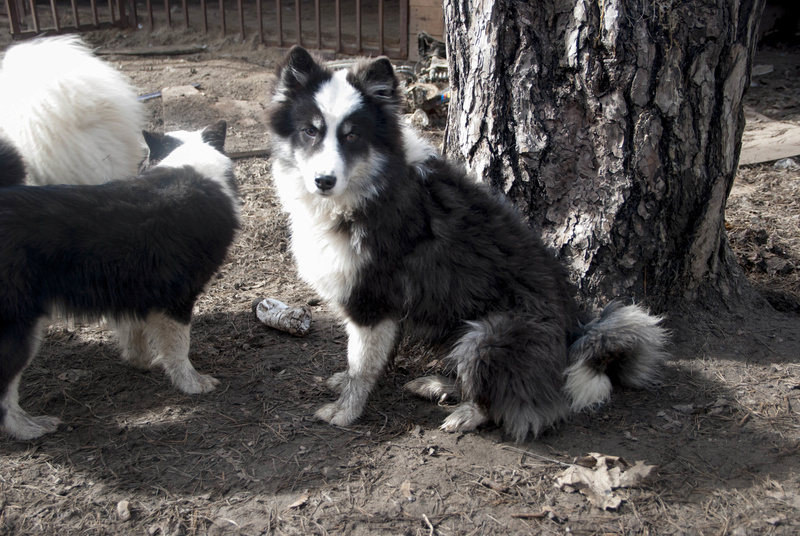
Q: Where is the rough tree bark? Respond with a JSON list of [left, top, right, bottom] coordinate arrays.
[[443, 0, 765, 311]]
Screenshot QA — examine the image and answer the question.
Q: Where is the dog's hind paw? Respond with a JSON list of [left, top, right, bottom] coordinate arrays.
[[440, 402, 489, 433], [315, 402, 361, 427], [404, 375, 457, 403]]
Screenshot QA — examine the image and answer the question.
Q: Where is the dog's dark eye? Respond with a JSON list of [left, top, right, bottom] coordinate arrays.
[[344, 132, 358, 142], [302, 127, 318, 138]]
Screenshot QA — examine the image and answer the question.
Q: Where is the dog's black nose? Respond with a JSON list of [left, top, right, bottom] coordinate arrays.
[[314, 175, 337, 191]]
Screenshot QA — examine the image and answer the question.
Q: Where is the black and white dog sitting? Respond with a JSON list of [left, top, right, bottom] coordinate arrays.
[[267, 47, 669, 442], [0, 121, 239, 440]]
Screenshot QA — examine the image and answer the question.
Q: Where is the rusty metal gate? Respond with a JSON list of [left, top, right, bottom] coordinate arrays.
[[3, 0, 409, 58]]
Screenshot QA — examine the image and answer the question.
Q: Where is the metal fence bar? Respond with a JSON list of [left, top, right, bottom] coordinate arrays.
[[256, 0, 263, 42], [49, 0, 61, 32], [5, 0, 22, 35], [314, 0, 320, 49], [219, 0, 226, 36], [3, 0, 410, 59], [377, 0, 383, 56], [294, 0, 301, 46], [70, 0, 81, 27], [398, 0, 407, 59], [27, 0, 40, 33], [200, 0, 208, 32], [144, 0, 153, 28], [275, 0, 283, 46], [118, 0, 131, 31], [334, 0, 341, 52], [90, 0, 100, 26], [238, 0, 245, 39], [355, 0, 361, 52]]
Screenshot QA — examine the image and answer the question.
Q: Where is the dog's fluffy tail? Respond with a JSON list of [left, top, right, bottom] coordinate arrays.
[[411, 302, 668, 442], [444, 313, 573, 442], [564, 301, 669, 412]]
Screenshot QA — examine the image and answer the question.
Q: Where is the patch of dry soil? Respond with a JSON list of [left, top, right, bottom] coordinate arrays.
[[1, 32, 799, 535]]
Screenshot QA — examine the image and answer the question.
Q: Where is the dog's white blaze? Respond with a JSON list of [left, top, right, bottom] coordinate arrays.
[[315, 70, 363, 125], [298, 125, 349, 196], [295, 70, 364, 197]]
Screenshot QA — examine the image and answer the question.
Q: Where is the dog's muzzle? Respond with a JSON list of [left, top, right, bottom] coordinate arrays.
[[314, 174, 337, 192]]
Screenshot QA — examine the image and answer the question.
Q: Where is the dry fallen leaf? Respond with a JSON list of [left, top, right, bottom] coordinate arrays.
[[287, 491, 310, 509], [555, 453, 656, 510], [765, 489, 800, 509], [511, 507, 567, 524], [481, 479, 509, 493]]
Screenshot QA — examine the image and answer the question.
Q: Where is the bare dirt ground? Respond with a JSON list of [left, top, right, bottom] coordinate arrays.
[[1, 29, 799, 535]]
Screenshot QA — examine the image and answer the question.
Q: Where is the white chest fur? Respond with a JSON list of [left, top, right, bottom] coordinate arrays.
[[273, 161, 368, 305], [289, 212, 367, 305]]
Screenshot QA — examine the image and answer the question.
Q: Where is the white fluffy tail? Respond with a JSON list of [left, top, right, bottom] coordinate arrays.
[[0, 35, 144, 185], [565, 302, 669, 412]]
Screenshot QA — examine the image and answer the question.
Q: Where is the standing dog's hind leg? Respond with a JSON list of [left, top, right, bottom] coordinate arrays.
[[146, 312, 219, 394], [404, 375, 458, 404], [114, 316, 153, 369]]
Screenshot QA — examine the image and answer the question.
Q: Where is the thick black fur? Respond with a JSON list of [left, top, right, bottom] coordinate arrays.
[[0, 121, 239, 440]]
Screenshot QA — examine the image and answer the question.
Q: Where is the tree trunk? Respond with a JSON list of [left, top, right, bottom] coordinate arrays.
[[443, 0, 765, 311]]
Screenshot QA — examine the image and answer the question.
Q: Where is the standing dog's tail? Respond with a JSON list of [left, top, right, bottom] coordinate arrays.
[[564, 301, 669, 412]]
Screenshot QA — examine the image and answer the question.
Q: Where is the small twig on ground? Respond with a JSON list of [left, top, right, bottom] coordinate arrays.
[[423, 513, 435, 536], [501, 445, 572, 466]]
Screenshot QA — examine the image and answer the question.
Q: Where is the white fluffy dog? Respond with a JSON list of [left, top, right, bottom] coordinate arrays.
[[0, 35, 144, 185]]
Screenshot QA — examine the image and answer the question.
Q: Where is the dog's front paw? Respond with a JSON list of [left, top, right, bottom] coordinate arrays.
[[3, 413, 61, 440], [440, 402, 489, 433], [315, 402, 361, 427], [174, 372, 220, 395]]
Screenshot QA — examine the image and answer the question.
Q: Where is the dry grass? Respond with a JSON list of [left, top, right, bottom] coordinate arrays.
[[1, 35, 799, 535]]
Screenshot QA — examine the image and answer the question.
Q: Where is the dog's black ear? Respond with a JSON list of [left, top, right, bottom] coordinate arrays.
[[278, 46, 324, 92], [202, 120, 227, 153], [143, 130, 168, 161], [0, 136, 26, 187], [142, 130, 185, 165], [354, 57, 399, 103]]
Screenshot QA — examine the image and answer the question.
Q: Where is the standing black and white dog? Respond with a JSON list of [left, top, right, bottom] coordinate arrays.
[[0, 121, 239, 440], [267, 47, 669, 442]]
